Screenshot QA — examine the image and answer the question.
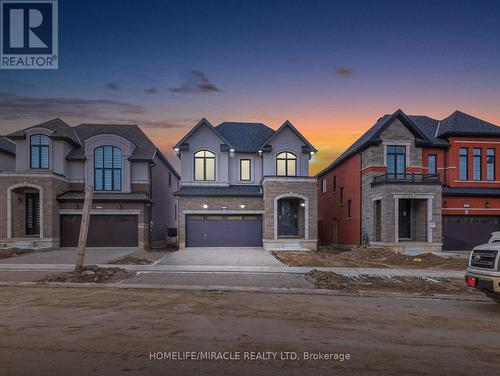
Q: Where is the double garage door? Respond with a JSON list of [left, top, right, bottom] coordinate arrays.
[[186, 215, 262, 247], [443, 215, 500, 251], [60, 215, 138, 247]]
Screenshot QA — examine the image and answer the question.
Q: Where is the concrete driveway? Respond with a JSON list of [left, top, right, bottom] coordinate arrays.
[[157, 247, 283, 267], [0, 248, 136, 265]]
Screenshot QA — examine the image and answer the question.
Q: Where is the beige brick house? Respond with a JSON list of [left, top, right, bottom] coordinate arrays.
[[173, 119, 317, 250], [0, 119, 179, 250]]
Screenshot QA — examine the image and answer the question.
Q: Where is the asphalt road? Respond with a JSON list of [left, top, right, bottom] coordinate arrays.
[[1, 286, 499, 376]]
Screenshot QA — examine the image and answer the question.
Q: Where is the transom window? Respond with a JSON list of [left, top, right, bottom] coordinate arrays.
[[30, 134, 49, 169], [94, 146, 122, 191], [240, 159, 251, 181], [276, 152, 296, 176], [387, 145, 406, 179], [194, 150, 215, 181]]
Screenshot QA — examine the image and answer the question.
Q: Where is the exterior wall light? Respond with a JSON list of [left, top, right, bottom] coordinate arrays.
[[310, 151, 315, 156], [174, 147, 180, 152], [230, 148, 235, 153], [300, 202, 306, 207], [485, 201, 491, 208], [258, 150, 263, 156], [202, 204, 208, 209], [240, 204, 246, 209]]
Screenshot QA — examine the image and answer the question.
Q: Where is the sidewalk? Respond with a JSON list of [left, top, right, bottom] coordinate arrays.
[[0, 263, 466, 278]]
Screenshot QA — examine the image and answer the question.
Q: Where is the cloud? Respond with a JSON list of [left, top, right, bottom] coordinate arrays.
[[0, 92, 145, 121], [169, 70, 222, 94], [144, 86, 158, 94], [106, 82, 119, 90], [334, 66, 354, 76]]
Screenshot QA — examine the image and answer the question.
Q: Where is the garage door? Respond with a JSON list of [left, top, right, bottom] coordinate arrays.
[[443, 216, 500, 251], [186, 215, 262, 247], [60, 215, 138, 247]]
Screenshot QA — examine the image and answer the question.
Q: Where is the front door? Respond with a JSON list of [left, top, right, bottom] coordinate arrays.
[[25, 192, 40, 236], [278, 199, 299, 236], [398, 199, 411, 240]]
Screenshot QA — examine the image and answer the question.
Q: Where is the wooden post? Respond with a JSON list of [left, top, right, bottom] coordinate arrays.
[[75, 184, 93, 271]]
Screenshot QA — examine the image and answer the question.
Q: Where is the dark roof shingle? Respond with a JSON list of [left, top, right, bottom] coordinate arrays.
[[215, 122, 275, 152], [0, 136, 15, 155], [7, 118, 80, 145]]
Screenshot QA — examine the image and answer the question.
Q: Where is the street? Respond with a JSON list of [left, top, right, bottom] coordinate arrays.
[[1, 286, 499, 376]]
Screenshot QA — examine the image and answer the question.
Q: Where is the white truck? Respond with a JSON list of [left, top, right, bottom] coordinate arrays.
[[465, 231, 500, 303]]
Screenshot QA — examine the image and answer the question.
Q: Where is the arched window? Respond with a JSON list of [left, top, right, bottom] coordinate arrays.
[[30, 134, 50, 169], [194, 150, 215, 181], [94, 146, 122, 191], [276, 152, 297, 176]]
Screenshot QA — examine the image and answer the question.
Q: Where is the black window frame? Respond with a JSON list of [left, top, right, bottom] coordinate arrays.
[[339, 187, 344, 205], [276, 152, 297, 177], [386, 145, 407, 179], [94, 145, 122, 191], [168, 172, 172, 187], [30, 134, 50, 169], [333, 175, 337, 192], [347, 199, 352, 219], [427, 154, 437, 175], [459, 147, 468, 181], [473, 148, 482, 181], [321, 178, 327, 194], [487, 148, 496, 181], [239, 159, 252, 181], [194, 150, 216, 181]]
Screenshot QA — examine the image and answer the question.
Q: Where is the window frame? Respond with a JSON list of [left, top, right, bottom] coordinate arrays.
[[168, 172, 172, 187], [194, 150, 216, 181], [473, 148, 482, 181], [339, 187, 344, 205], [276, 152, 297, 177], [347, 199, 352, 219], [321, 178, 327, 194], [30, 134, 50, 169], [333, 176, 337, 192], [386, 145, 407, 179], [427, 154, 437, 175], [459, 147, 468, 181], [487, 148, 496, 181], [239, 159, 252, 181], [94, 145, 122, 191]]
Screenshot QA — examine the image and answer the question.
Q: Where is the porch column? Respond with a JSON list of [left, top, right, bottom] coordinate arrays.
[[394, 198, 399, 243], [427, 198, 433, 243]]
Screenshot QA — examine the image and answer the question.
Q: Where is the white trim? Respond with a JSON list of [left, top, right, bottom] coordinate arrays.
[[0, 172, 70, 182], [183, 210, 265, 215], [427, 198, 433, 243], [273, 192, 309, 240], [262, 176, 316, 183], [394, 198, 399, 243], [452, 180, 500, 183], [443, 208, 500, 211], [383, 141, 411, 168], [7, 183, 44, 239], [392, 193, 435, 199], [454, 140, 500, 144]]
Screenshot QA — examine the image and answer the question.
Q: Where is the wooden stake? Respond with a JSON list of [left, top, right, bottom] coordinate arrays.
[[75, 185, 93, 271]]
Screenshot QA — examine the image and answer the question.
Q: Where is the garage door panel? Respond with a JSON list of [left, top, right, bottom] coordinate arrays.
[[186, 215, 262, 247], [60, 215, 138, 247], [443, 216, 500, 251]]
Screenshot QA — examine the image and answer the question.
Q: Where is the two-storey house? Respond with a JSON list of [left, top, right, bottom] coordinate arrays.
[[173, 119, 318, 250], [0, 118, 179, 250], [317, 109, 500, 252]]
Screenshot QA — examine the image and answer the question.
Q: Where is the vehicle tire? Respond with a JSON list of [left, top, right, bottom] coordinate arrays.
[[486, 293, 500, 304]]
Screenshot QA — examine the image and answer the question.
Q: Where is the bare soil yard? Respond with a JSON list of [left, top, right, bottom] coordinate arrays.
[[307, 270, 477, 296], [274, 247, 468, 269], [0, 248, 33, 259], [39, 265, 132, 283]]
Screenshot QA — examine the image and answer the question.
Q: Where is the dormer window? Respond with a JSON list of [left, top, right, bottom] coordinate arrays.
[[30, 134, 49, 169], [94, 146, 122, 191], [276, 152, 296, 176], [194, 150, 215, 181]]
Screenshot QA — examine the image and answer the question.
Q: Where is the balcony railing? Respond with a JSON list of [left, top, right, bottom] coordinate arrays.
[[371, 173, 441, 186]]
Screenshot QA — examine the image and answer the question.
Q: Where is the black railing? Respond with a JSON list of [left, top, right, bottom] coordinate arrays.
[[372, 173, 441, 186]]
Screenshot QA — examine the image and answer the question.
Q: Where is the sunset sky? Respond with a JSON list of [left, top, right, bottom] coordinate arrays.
[[1, 0, 500, 175]]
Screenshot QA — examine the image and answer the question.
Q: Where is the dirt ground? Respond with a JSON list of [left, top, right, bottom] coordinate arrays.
[[307, 270, 478, 296], [0, 286, 499, 376], [273, 247, 468, 269], [39, 265, 132, 283], [0, 247, 33, 259], [110, 255, 153, 265]]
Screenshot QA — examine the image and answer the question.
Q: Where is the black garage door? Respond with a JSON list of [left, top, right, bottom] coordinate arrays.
[[186, 215, 262, 247], [443, 216, 500, 251], [60, 215, 138, 247]]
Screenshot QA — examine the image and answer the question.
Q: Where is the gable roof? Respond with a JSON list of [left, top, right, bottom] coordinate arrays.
[[259, 120, 317, 152], [215, 122, 275, 152], [7, 118, 81, 146], [0, 136, 15, 155], [174, 118, 232, 150], [316, 109, 500, 177]]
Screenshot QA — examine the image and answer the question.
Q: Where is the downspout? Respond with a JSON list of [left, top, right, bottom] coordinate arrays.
[[148, 159, 156, 250]]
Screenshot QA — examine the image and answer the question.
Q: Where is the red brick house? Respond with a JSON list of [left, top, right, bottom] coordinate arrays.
[[317, 109, 500, 252]]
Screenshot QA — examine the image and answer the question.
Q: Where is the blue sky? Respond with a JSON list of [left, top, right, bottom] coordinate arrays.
[[1, 0, 500, 172]]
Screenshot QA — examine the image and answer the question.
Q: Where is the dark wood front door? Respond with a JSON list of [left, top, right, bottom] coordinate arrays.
[[25, 193, 40, 236], [398, 199, 411, 240], [278, 199, 299, 236]]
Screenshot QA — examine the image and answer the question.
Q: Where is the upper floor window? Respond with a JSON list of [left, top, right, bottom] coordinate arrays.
[[276, 152, 296, 176], [194, 150, 215, 181], [30, 134, 49, 169], [428, 154, 437, 175], [459, 148, 468, 181], [168, 172, 172, 187], [333, 176, 337, 192], [473, 148, 482, 181], [339, 187, 344, 204], [240, 159, 251, 181], [487, 148, 495, 181], [347, 199, 352, 218], [386, 145, 406, 179], [321, 178, 327, 193], [94, 146, 122, 191]]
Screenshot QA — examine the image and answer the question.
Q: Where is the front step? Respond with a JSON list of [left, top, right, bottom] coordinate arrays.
[[283, 242, 304, 251]]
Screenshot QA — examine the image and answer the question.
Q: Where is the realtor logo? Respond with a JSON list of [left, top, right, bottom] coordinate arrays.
[[1, 0, 58, 69]]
